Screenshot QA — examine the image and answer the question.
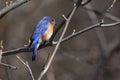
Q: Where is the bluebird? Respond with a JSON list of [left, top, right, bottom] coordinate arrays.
[[29, 16, 55, 61]]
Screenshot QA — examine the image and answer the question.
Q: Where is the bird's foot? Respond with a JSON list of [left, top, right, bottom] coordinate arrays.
[[52, 41, 57, 45]]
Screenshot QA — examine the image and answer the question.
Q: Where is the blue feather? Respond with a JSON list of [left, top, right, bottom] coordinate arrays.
[[31, 19, 49, 42], [29, 16, 55, 61], [29, 19, 49, 49], [32, 44, 38, 61]]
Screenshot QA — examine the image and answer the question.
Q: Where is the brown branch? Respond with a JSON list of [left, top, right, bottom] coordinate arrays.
[[0, 0, 31, 19], [0, 40, 17, 69], [54, 22, 120, 44], [49, 0, 91, 43], [99, 0, 117, 24], [2, 46, 28, 56], [2, 0, 92, 56], [81, 0, 92, 6], [2, 20, 120, 56], [1, 0, 120, 62], [16, 55, 35, 80], [101, 21, 120, 27], [0, 40, 3, 62], [37, 3, 78, 80], [106, 0, 117, 12], [0, 62, 17, 70]]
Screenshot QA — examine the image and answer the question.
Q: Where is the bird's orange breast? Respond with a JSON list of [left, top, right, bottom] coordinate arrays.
[[42, 22, 55, 41]]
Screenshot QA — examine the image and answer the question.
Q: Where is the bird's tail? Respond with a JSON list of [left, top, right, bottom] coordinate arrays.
[[32, 44, 38, 61]]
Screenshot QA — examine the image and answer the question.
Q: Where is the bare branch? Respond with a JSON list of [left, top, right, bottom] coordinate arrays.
[[49, 0, 91, 43], [0, 40, 3, 62], [1, 0, 120, 61], [0, 0, 31, 19], [99, 0, 117, 24], [61, 23, 100, 43], [2, 0, 90, 56], [72, 29, 76, 35], [2, 20, 120, 56], [101, 21, 120, 27], [0, 50, 2, 62], [62, 14, 68, 21], [37, 3, 77, 80], [107, 0, 117, 12], [105, 13, 120, 22], [0, 62, 17, 70], [58, 22, 120, 44], [2, 46, 29, 56], [81, 0, 92, 6], [0, 40, 17, 69], [16, 55, 35, 80]]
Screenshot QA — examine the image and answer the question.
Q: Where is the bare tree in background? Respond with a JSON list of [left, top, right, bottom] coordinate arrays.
[[0, 0, 120, 80]]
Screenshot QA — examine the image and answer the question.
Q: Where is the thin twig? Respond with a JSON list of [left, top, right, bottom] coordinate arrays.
[[49, 0, 89, 43], [101, 21, 120, 27], [100, 0, 117, 24], [81, 0, 92, 6], [2, 46, 28, 56], [2, 20, 120, 56], [0, 40, 17, 69], [53, 21, 120, 45], [0, 62, 17, 70], [105, 13, 120, 22], [62, 14, 68, 21], [0, 40, 3, 62], [1, 0, 119, 58], [37, 3, 77, 80], [60, 23, 100, 43], [0, 50, 2, 63], [16, 55, 35, 80], [2, 0, 91, 57], [0, 0, 31, 19], [107, 0, 117, 12]]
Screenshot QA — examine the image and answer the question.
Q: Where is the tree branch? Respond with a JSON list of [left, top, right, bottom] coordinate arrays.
[[0, 40, 17, 69], [2, 0, 91, 56], [0, 0, 31, 19], [37, 3, 78, 80], [2, 46, 28, 56], [81, 0, 92, 6], [16, 55, 35, 80], [54, 21, 120, 44], [49, 0, 91, 43], [2, 20, 120, 56], [1, 0, 120, 61]]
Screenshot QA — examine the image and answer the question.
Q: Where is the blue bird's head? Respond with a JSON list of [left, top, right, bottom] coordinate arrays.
[[43, 16, 56, 25]]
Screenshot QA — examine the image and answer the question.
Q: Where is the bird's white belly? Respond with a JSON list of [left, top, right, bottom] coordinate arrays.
[[45, 32, 53, 40], [38, 32, 52, 45]]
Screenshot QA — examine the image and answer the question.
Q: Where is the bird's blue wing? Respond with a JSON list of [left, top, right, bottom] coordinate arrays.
[[30, 19, 49, 44]]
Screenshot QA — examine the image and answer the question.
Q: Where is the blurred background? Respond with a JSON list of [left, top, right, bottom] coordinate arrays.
[[0, 0, 120, 80]]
